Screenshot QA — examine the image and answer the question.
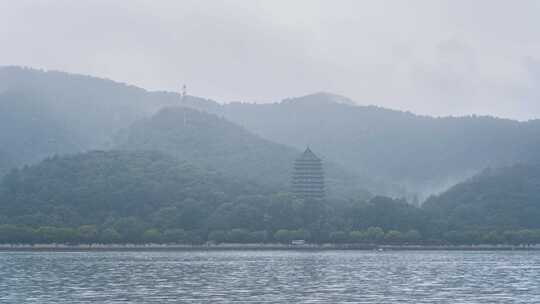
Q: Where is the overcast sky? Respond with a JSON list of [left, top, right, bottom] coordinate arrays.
[[1, 0, 539, 120]]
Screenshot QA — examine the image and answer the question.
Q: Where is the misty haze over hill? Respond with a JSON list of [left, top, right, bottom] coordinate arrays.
[[116, 106, 371, 200], [1, 66, 540, 201], [189, 92, 540, 199], [424, 164, 540, 230]]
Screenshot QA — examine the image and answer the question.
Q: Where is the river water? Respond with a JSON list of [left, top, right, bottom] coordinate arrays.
[[1, 250, 539, 303]]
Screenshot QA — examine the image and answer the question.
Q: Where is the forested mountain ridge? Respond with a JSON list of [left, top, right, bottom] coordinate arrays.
[[424, 164, 540, 230], [117, 106, 372, 199], [2, 66, 540, 201], [196, 92, 540, 198], [117, 107, 296, 190], [0, 67, 372, 199], [0, 66, 216, 177]]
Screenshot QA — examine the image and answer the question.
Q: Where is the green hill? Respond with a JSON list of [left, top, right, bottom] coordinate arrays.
[[0, 150, 264, 228], [423, 164, 540, 230], [118, 107, 296, 189], [117, 106, 371, 199], [199, 93, 540, 198]]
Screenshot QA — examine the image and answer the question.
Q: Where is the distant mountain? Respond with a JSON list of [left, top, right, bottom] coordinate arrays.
[[0, 67, 371, 199], [3, 66, 540, 200], [282, 92, 356, 106], [117, 106, 371, 200], [423, 164, 540, 230], [194, 92, 540, 198], [0, 66, 216, 176], [0, 90, 84, 176]]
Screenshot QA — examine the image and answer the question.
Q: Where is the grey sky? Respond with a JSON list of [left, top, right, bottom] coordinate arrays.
[[1, 0, 539, 120]]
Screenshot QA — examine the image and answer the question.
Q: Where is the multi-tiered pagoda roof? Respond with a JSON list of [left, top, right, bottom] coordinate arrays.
[[292, 147, 325, 199]]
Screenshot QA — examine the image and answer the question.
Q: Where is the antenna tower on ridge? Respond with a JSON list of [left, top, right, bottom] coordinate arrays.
[[181, 84, 188, 126], [182, 84, 187, 100]]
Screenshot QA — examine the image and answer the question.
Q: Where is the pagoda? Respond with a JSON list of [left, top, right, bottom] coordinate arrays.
[[292, 147, 325, 199]]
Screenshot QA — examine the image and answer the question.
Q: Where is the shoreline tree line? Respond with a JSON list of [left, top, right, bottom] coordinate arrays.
[[2, 223, 540, 246]]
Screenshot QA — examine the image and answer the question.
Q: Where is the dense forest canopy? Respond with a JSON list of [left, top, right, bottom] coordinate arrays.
[[0, 151, 416, 244], [0, 150, 266, 226], [0, 152, 539, 245]]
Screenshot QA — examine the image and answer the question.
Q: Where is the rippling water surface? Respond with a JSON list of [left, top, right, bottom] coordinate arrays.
[[1, 250, 539, 303]]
